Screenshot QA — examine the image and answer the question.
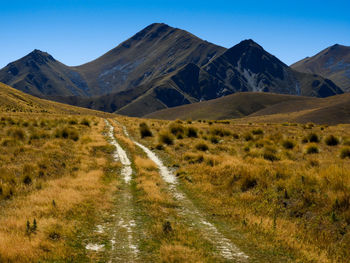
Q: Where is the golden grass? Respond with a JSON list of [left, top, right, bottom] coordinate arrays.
[[120, 117, 350, 263], [0, 115, 119, 262]]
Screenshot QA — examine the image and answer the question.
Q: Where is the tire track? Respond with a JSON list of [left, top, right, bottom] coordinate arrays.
[[86, 120, 139, 262], [118, 121, 249, 262]]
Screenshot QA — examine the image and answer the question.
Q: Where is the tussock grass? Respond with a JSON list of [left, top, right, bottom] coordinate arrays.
[[121, 117, 350, 263]]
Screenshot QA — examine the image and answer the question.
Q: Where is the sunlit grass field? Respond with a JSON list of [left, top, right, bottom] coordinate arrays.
[[120, 117, 350, 263]]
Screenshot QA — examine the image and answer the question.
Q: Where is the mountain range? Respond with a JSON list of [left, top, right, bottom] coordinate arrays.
[[0, 23, 348, 117]]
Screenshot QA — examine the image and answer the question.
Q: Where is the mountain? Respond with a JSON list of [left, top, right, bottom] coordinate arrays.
[[74, 23, 226, 95], [113, 40, 342, 117], [291, 44, 350, 92], [0, 50, 90, 97], [145, 91, 350, 125], [0, 23, 343, 117], [0, 81, 110, 117]]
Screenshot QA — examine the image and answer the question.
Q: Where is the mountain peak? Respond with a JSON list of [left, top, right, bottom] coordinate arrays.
[[27, 49, 55, 64]]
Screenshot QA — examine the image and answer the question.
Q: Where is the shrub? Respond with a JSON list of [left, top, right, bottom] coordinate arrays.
[[210, 127, 231, 137], [139, 122, 153, 138], [210, 136, 219, 144], [252, 128, 264, 135], [159, 131, 173, 145], [263, 146, 279, 161], [306, 144, 319, 154], [169, 123, 185, 136], [240, 177, 257, 192], [282, 139, 295, 149], [155, 144, 164, 150], [308, 133, 319, 143], [80, 118, 90, 127], [54, 127, 79, 141], [244, 133, 253, 141], [69, 119, 78, 125], [232, 133, 239, 139], [340, 148, 350, 159], [325, 135, 339, 146], [195, 142, 209, 151], [186, 127, 198, 138], [8, 128, 26, 141]]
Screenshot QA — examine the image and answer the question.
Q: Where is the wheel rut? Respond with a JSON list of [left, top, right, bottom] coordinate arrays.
[[117, 121, 249, 262]]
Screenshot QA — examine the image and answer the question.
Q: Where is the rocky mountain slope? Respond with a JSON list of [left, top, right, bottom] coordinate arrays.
[[291, 44, 350, 92]]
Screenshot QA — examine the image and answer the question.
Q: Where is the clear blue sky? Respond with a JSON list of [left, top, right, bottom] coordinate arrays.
[[1, 0, 349, 68]]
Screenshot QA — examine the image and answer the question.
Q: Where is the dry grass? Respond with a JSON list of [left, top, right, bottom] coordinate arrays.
[[121, 117, 350, 263], [0, 115, 119, 262]]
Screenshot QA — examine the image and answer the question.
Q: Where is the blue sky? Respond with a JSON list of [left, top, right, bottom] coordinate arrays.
[[1, 0, 349, 68]]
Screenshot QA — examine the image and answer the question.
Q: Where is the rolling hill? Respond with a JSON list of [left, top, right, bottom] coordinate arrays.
[[0, 82, 112, 117], [145, 91, 350, 125], [291, 44, 350, 92]]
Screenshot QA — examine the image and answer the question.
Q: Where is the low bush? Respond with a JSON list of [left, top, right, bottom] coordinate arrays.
[[282, 139, 295, 149], [186, 127, 198, 138], [210, 136, 219, 144], [325, 135, 339, 146], [308, 133, 319, 143], [306, 144, 319, 154], [252, 128, 264, 135], [139, 122, 153, 138], [80, 118, 90, 127], [169, 123, 185, 136], [54, 127, 79, 141], [159, 131, 174, 145], [210, 127, 231, 137], [195, 142, 209, 151], [340, 148, 350, 159], [244, 133, 253, 141]]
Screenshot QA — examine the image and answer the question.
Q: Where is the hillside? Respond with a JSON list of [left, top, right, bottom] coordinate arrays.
[[0, 50, 90, 97], [146, 92, 350, 125], [0, 24, 343, 117], [0, 82, 112, 117], [145, 92, 311, 120], [291, 44, 350, 91]]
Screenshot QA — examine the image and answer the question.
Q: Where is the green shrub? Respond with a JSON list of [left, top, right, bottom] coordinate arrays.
[[340, 148, 350, 159], [69, 119, 78, 125], [159, 131, 174, 145], [325, 135, 339, 146], [306, 144, 319, 154], [282, 139, 295, 149], [195, 142, 209, 151], [139, 122, 153, 138], [186, 127, 198, 138], [232, 133, 239, 139]]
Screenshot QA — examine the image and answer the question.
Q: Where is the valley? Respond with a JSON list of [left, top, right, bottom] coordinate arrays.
[[0, 18, 350, 263]]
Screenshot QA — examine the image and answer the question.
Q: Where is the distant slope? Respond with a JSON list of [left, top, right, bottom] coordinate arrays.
[[0, 50, 90, 97], [0, 82, 112, 117], [291, 44, 350, 92], [145, 92, 312, 120], [146, 92, 350, 125]]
